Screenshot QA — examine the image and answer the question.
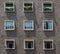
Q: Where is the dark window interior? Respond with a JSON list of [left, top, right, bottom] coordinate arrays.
[[6, 41, 14, 48], [6, 3, 13, 7], [44, 3, 51, 7], [26, 41, 33, 48], [45, 41, 52, 49], [46, 22, 48, 29], [24, 3, 32, 6]]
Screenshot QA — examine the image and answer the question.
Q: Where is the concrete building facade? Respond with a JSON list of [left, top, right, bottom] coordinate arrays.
[[0, 0, 60, 54]]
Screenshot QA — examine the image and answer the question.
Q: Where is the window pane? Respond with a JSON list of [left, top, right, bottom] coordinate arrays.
[[48, 22, 52, 29], [44, 21, 52, 29], [28, 42, 31, 48], [43, 3, 52, 11], [25, 41, 33, 48], [24, 3, 32, 6], [5, 21, 14, 30], [44, 3, 51, 7], [44, 22, 48, 29], [7, 41, 14, 48], [24, 22, 32, 27], [24, 21, 33, 29], [5, 21, 14, 27], [6, 3, 13, 7], [45, 42, 52, 49]]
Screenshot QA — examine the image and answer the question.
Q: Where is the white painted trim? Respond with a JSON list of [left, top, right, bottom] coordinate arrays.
[[4, 1, 15, 12], [23, 1, 33, 12], [4, 39, 15, 49], [42, 1, 53, 12], [43, 39, 54, 50], [42, 20, 53, 31], [24, 39, 34, 50]]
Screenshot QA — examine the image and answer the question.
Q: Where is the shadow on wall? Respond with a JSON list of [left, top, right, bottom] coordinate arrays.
[[5, 26, 17, 37], [45, 50, 56, 54], [43, 25, 55, 37], [5, 6, 17, 37], [24, 3, 40, 28], [44, 43, 56, 54], [5, 44, 17, 54], [25, 50, 36, 54], [43, 6, 57, 37], [24, 30, 36, 37], [24, 4, 40, 37], [5, 6, 17, 20], [24, 21, 36, 37], [25, 43, 36, 54], [43, 5, 57, 25]]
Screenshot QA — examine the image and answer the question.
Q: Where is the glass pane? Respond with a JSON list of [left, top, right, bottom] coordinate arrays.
[[24, 21, 32, 29], [48, 22, 52, 29], [5, 21, 14, 29], [24, 3, 32, 6], [45, 41, 52, 49], [44, 3, 51, 7], [7, 41, 14, 48], [24, 3, 32, 11], [44, 21, 52, 29], [28, 42, 31, 48], [44, 22, 48, 29], [5, 21, 14, 27], [6, 3, 13, 7], [25, 41, 33, 48], [43, 3, 52, 11]]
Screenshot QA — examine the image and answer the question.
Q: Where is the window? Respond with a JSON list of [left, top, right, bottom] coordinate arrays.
[[43, 20, 53, 31], [42, 1, 53, 12], [43, 39, 54, 50], [24, 39, 34, 50], [23, 20, 34, 31], [4, 1, 15, 12], [5, 39, 15, 49], [4, 20, 15, 30], [23, 1, 33, 12]]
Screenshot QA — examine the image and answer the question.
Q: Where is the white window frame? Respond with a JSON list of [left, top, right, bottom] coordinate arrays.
[[4, 1, 15, 12], [43, 20, 53, 31], [23, 20, 34, 31], [43, 39, 54, 50], [24, 39, 34, 50], [42, 1, 53, 12], [4, 39, 15, 49], [4, 20, 15, 30], [23, 1, 33, 12]]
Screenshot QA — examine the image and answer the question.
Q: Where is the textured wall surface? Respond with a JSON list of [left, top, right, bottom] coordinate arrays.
[[0, 0, 60, 54]]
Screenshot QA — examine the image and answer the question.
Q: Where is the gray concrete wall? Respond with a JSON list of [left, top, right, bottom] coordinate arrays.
[[0, 0, 60, 54]]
